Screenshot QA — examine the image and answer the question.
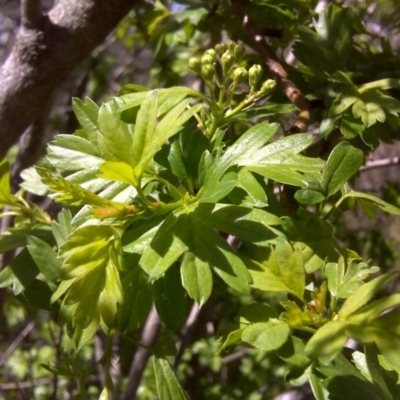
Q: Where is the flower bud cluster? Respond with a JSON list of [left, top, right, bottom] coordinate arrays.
[[188, 40, 276, 99]]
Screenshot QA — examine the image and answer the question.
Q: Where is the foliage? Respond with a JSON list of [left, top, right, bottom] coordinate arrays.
[[1, 1, 400, 399]]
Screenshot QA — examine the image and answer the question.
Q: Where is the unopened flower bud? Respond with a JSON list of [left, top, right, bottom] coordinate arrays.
[[232, 67, 248, 86], [201, 64, 215, 81], [226, 39, 236, 52], [201, 53, 215, 65], [233, 43, 245, 62], [188, 57, 202, 74], [249, 64, 263, 88], [215, 43, 227, 55], [260, 79, 277, 94], [221, 50, 235, 72], [205, 49, 217, 62]]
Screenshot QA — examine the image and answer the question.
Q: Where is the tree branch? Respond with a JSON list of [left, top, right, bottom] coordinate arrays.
[[229, 0, 311, 132], [21, 0, 44, 29], [360, 157, 400, 171], [0, 0, 138, 159], [122, 305, 161, 400]]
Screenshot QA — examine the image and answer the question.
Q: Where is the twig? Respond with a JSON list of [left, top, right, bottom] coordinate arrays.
[[360, 157, 400, 171], [122, 305, 161, 400], [229, 0, 311, 133], [21, 0, 44, 30], [0, 378, 53, 391], [0, 321, 36, 367], [174, 303, 202, 368]]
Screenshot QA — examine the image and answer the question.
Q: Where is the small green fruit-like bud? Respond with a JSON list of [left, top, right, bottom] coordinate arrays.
[[201, 64, 215, 81], [205, 49, 217, 62], [226, 39, 236, 52], [189, 57, 202, 74], [233, 43, 245, 61], [249, 64, 263, 87], [221, 50, 235, 72], [215, 43, 226, 56], [201, 53, 215, 65], [260, 79, 277, 94], [232, 67, 248, 86]]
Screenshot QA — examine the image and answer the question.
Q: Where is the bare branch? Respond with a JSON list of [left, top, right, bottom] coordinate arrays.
[[122, 305, 161, 400], [174, 303, 202, 368], [229, 0, 311, 132], [21, 0, 44, 30], [0, 321, 35, 367], [360, 157, 400, 171], [0, 0, 138, 159]]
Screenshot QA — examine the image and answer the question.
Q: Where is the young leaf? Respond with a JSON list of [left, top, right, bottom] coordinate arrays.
[[153, 357, 187, 400]]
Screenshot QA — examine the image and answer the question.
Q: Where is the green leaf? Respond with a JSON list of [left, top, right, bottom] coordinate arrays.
[[236, 169, 268, 207], [305, 320, 348, 363], [343, 191, 400, 217], [241, 320, 290, 351], [181, 252, 212, 306], [199, 171, 238, 203], [295, 189, 325, 205], [0, 159, 17, 206], [1, 249, 39, 295], [72, 97, 101, 144], [97, 100, 134, 164], [57, 225, 123, 343], [238, 303, 278, 324], [47, 134, 103, 171], [132, 90, 159, 169], [325, 257, 380, 299], [153, 357, 187, 400], [27, 236, 62, 284], [187, 216, 251, 294], [352, 99, 386, 127], [153, 265, 189, 331], [242, 244, 305, 299], [0, 233, 27, 254], [338, 272, 399, 319], [281, 209, 339, 273], [118, 265, 152, 332], [192, 203, 282, 246], [37, 167, 115, 207], [321, 142, 364, 197], [52, 209, 73, 248], [358, 78, 400, 92], [140, 213, 189, 280], [200, 121, 279, 200], [98, 161, 138, 187]]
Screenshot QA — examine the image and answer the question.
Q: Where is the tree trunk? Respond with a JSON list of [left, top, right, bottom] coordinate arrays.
[[0, 0, 138, 159]]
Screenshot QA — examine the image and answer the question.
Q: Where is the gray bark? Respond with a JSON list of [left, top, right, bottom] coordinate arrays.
[[0, 0, 138, 159]]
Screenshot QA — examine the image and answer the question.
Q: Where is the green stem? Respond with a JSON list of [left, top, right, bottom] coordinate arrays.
[[323, 195, 347, 220]]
